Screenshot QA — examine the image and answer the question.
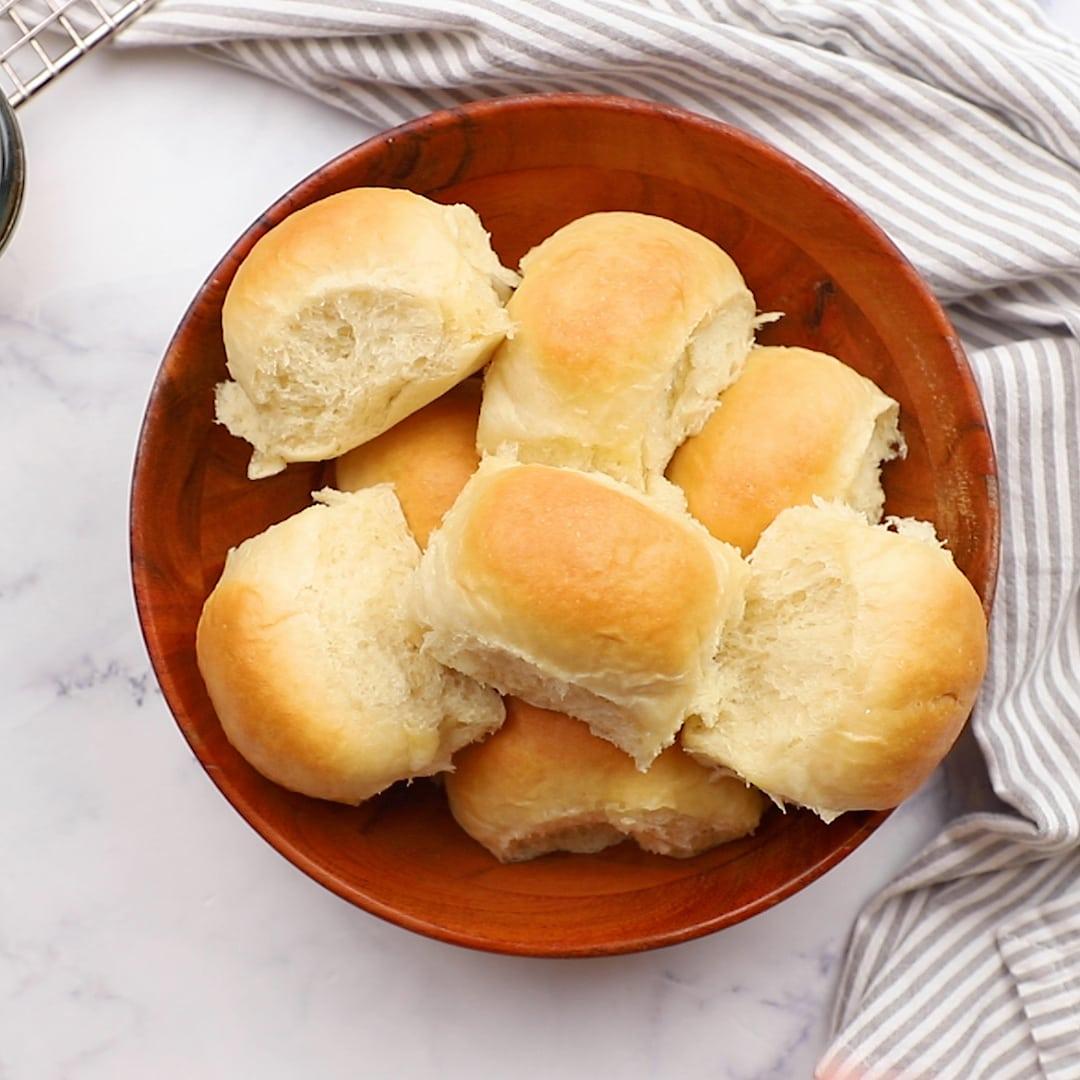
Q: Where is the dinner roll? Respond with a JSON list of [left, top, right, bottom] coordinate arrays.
[[334, 379, 481, 548], [668, 346, 905, 553], [196, 486, 504, 804], [446, 698, 767, 862], [682, 502, 988, 820], [414, 457, 748, 769], [476, 212, 756, 490], [215, 188, 517, 479]]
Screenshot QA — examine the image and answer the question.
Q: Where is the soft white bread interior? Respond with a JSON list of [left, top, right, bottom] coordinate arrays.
[[476, 212, 756, 490], [215, 188, 517, 479], [446, 698, 766, 861], [667, 346, 905, 554], [334, 379, 481, 548], [682, 502, 988, 819], [195, 486, 504, 804], [413, 457, 748, 769]]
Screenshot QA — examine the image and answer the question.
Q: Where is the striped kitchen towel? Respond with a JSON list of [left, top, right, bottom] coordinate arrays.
[[103, 1, 1080, 1075]]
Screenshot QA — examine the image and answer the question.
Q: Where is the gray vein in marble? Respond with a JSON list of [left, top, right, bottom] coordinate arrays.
[[50, 656, 157, 707], [0, 569, 41, 601]]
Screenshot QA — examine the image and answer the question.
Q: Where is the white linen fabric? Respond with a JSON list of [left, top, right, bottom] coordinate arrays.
[[96, 1, 1080, 1075]]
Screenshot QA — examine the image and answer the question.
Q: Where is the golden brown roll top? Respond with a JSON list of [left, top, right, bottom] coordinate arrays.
[[477, 212, 756, 490], [334, 379, 482, 548], [682, 502, 988, 819], [667, 345, 904, 553], [196, 487, 504, 804], [413, 457, 747, 769], [447, 698, 766, 861], [216, 188, 516, 478]]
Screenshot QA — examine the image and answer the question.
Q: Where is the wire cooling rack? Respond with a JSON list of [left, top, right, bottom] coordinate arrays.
[[1, 0, 153, 106]]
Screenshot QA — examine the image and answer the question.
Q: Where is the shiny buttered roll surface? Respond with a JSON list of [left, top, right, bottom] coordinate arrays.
[[414, 457, 748, 769], [446, 698, 766, 862], [668, 345, 905, 553], [195, 487, 504, 804], [682, 502, 988, 819], [477, 212, 757, 490], [215, 188, 516, 478]]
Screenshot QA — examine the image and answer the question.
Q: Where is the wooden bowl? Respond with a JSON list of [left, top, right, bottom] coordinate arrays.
[[131, 94, 998, 957]]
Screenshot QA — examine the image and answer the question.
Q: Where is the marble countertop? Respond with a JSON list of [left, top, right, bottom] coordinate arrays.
[[2, 7, 1076, 1076]]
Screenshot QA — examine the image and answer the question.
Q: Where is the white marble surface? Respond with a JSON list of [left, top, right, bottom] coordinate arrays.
[[1, 8, 1077, 1077]]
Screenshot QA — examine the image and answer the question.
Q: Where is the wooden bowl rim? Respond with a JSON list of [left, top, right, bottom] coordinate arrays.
[[130, 92, 999, 957]]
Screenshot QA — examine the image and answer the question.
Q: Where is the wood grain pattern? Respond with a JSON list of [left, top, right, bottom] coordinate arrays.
[[130, 94, 999, 957]]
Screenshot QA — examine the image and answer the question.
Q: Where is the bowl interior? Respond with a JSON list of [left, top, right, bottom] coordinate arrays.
[[132, 95, 997, 957]]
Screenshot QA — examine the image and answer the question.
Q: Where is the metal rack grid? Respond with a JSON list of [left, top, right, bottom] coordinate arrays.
[[1, 0, 153, 106]]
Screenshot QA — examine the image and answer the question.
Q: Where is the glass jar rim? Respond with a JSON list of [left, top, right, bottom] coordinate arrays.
[[0, 95, 25, 256]]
